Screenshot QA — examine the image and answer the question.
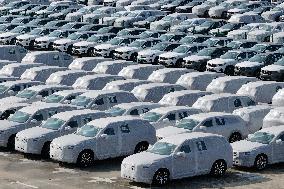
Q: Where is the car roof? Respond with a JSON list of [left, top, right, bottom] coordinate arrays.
[[233, 104, 272, 114], [89, 115, 144, 128], [51, 70, 89, 76], [150, 106, 196, 114], [197, 93, 248, 101], [114, 101, 160, 109], [81, 90, 130, 98], [152, 68, 189, 74], [134, 83, 182, 90], [52, 89, 88, 96], [160, 132, 222, 145], [211, 76, 257, 82], [121, 64, 164, 70], [24, 66, 64, 72], [0, 80, 40, 86], [181, 71, 224, 78], [107, 79, 147, 85], [51, 109, 103, 120], [19, 103, 72, 114], [163, 90, 212, 97], [25, 84, 70, 91], [242, 81, 284, 88], [0, 102, 28, 111], [76, 74, 123, 80], [188, 112, 234, 120]]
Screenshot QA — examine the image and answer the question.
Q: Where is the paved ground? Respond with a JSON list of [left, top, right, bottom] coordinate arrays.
[[0, 149, 283, 189]]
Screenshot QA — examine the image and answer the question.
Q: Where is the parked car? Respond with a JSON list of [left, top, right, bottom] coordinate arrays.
[[68, 57, 112, 71], [249, 43, 282, 53], [209, 22, 245, 37], [226, 40, 257, 50], [50, 116, 156, 167], [176, 72, 225, 90], [141, 106, 202, 129], [170, 18, 207, 33], [157, 112, 248, 142], [0, 103, 76, 149], [260, 57, 284, 81], [103, 79, 150, 91], [193, 19, 227, 34], [148, 68, 191, 84], [237, 81, 284, 103], [71, 90, 138, 110], [232, 126, 284, 170], [46, 70, 92, 86], [208, 0, 247, 18], [233, 105, 273, 133], [193, 93, 255, 113], [207, 76, 258, 94], [159, 90, 213, 106], [263, 107, 284, 128], [0, 63, 42, 77], [132, 83, 186, 102], [93, 60, 137, 75], [72, 74, 125, 90], [106, 102, 163, 116], [0, 25, 35, 45], [121, 132, 232, 185], [15, 109, 109, 157], [118, 64, 164, 80]]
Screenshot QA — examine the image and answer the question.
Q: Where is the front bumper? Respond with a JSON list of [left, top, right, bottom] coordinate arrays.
[[113, 52, 131, 60], [260, 72, 283, 81], [206, 65, 224, 73], [53, 45, 67, 52], [233, 152, 254, 167], [121, 164, 152, 184], [137, 56, 155, 64], [72, 47, 88, 55], [34, 41, 49, 50], [15, 138, 41, 154], [50, 144, 77, 163]]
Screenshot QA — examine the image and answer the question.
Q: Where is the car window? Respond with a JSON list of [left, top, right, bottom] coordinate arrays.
[[178, 112, 188, 119], [104, 127, 115, 135], [33, 112, 43, 121], [279, 134, 284, 141], [95, 98, 104, 105], [216, 117, 225, 125], [180, 145, 191, 153], [108, 96, 117, 103], [53, 55, 59, 60], [11, 85, 21, 92], [48, 110, 57, 117], [276, 86, 282, 92], [196, 141, 207, 151], [66, 95, 76, 101], [142, 107, 149, 114], [82, 117, 92, 124], [234, 98, 242, 107], [129, 109, 139, 115], [67, 120, 78, 128], [0, 109, 15, 119], [9, 48, 15, 54], [120, 124, 130, 133], [39, 90, 49, 97], [202, 119, 213, 127], [166, 113, 176, 121]]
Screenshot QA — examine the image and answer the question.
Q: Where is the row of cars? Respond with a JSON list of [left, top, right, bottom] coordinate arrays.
[[0, 48, 281, 186]]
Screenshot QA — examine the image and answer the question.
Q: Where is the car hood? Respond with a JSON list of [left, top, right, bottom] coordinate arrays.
[[67, 12, 83, 17], [236, 61, 263, 68], [115, 17, 134, 23], [0, 96, 24, 103], [73, 41, 93, 47], [160, 52, 184, 58], [95, 43, 116, 50], [17, 34, 37, 40], [0, 32, 18, 38], [122, 151, 168, 166], [210, 28, 229, 33], [228, 8, 244, 13], [249, 30, 270, 36], [208, 58, 235, 65], [152, 20, 169, 27], [228, 30, 247, 36], [36, 36, 57, 42], [52, 133, 90, 146], [210, 6, 226, 12], [262, 65, 284, 72], [17, 126, 57, 139], [184, 55, 210, 61], [54, 39, 73, 45], [0, 120, 20, 131], [231, 140, 267, 153], [116, 46, 138, 52], [262, 10, 281, 17], [156, 126, 188, 138], [139, 49, 161, 56]]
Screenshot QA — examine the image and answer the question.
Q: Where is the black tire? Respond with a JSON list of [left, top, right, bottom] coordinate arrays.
[[10, 38, 16, 45], [176, 59, 183, 68], [131, 53, 138, 62], [134, 142, 149, 154], [229, 132, 242, 143], [254, 154, 268, 170], [152, 168, 170, 186], [67, 46, 73, 54], [210, 160, 227, 177], [41, 141, 51, 159], [109, 51, 115, 59], [154, 57, 159, 64], [77, 150, 94, 168], [29, 40, 35, 50], [48, 43, 53, 50], [87, 48, 94, 57], [224, 66, 235, 76], [221, 11, 227, 19], [7, 134, 16, 150]]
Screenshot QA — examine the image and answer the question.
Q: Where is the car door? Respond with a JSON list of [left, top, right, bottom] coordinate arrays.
[[62, 118, 79, 135], [272, 133, 284, 162], [172, 141, 196, 178], [195, 139, 210, 172], [96, 125, 118, 158], [28, 111, 44, 128], [118, 122, 132, 155]]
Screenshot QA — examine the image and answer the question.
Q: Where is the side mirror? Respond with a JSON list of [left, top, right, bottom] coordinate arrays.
[[100, 134, 107, 139], [65, 126, 72, 131], [162, 118, 169, 122], [31, 119, 37, 123], [63, 99, 71, 104], [7, 90, 15, 95], [176, 151, 186, 158], [91, 104, 97, 108], [276, 139, 282, 144], [199, 125, 206, 130]]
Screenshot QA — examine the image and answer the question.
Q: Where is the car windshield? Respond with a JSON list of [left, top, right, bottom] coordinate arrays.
[[203, 38, 218, 46], [180, 20, 192, 25], [272, 7, 282, 11], [44, 94, 64, 103], [171, 0, 183, 6], [29, 28, 43, 35], [61, 23, 74, 30], [109, 37, 122, 45], [16, 90, 36, 99], [221, 23, 235, 30], [41, 118, 65, 130], [250, 44, 266, 52], [147, 142, 177, 155], [105, 107, 126, 116], [0, 85, 8, 93], [248, 54, 266, 62], [241, 25, 252, 30], [8, 111, 30, 123], [76, 124, 101, 137], [71, 96, 92, 107], [6, 1, 19, 7], [46, 6, 56, 11], [78, 7, 88, 13], [67, 33, 81, 40], [97, 27, 111, 34], [196, 48, 214, 56], [227, 41, 241, 49], [200, 21, 213, 28], [275, 58, 284, 66], [236, 4, 247, 9], [11, 26, 24, 33], [117, 30, 130, 36], [127, 12, 138, 17], [159, 34, 173, 42], [87, 35, 103, 42], [180, 36, 195, 44], [173, 46, 189, 53], [162, 16, 174, 21], [48, 30, 61, 37], [139, 31, 153, 38], [129, 40, 144, 47], [220, 51, 238, 59], [142, 112, 162, 122], [247, 131, 275, 144], [151, 43, 167, 51], [175, 118, 199, 130]]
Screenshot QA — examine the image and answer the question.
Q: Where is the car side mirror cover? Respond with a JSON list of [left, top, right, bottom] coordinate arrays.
[[199, 125, 206, 130], [176, 151, 186, 158], [31, 119, 37, 123], [276, 139, 282, 144], [162, 118, 169, 122], [7, 90, 15, 95], [36, 95, 42, 99], [63, 99, 70, 104], [100, 134, 107, 139]]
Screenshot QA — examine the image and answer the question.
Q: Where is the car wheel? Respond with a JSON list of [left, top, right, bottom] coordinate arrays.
[[221, 11, 227, 19], [224, 66, 235, 76], [41, 141, 51, 159], [176, 59, 183, 68], [254, 154, 268, 170], [7, 134, 16, 150], [10, 38, 16, 45], [229, 132, 242, 143], [109, 51, 115, 59], [152, 168, 170, 186], [48, 43, 53, 50], [134, 142, 149, 153], [210, 159, 227, 177], [29, 40, 35, 50], [131, 53, 138, 62], [77, 150, 94, 167], [154, 57, 159, 64], [67, 46, 73, 54], [88, 48, 94, 57]]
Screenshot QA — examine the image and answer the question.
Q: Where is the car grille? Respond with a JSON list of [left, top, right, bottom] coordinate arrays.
[[208, 63, 217, 67], [159, 57, 168, 61], [115, 51, 124, 55], [262, 70, 272, 75]]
